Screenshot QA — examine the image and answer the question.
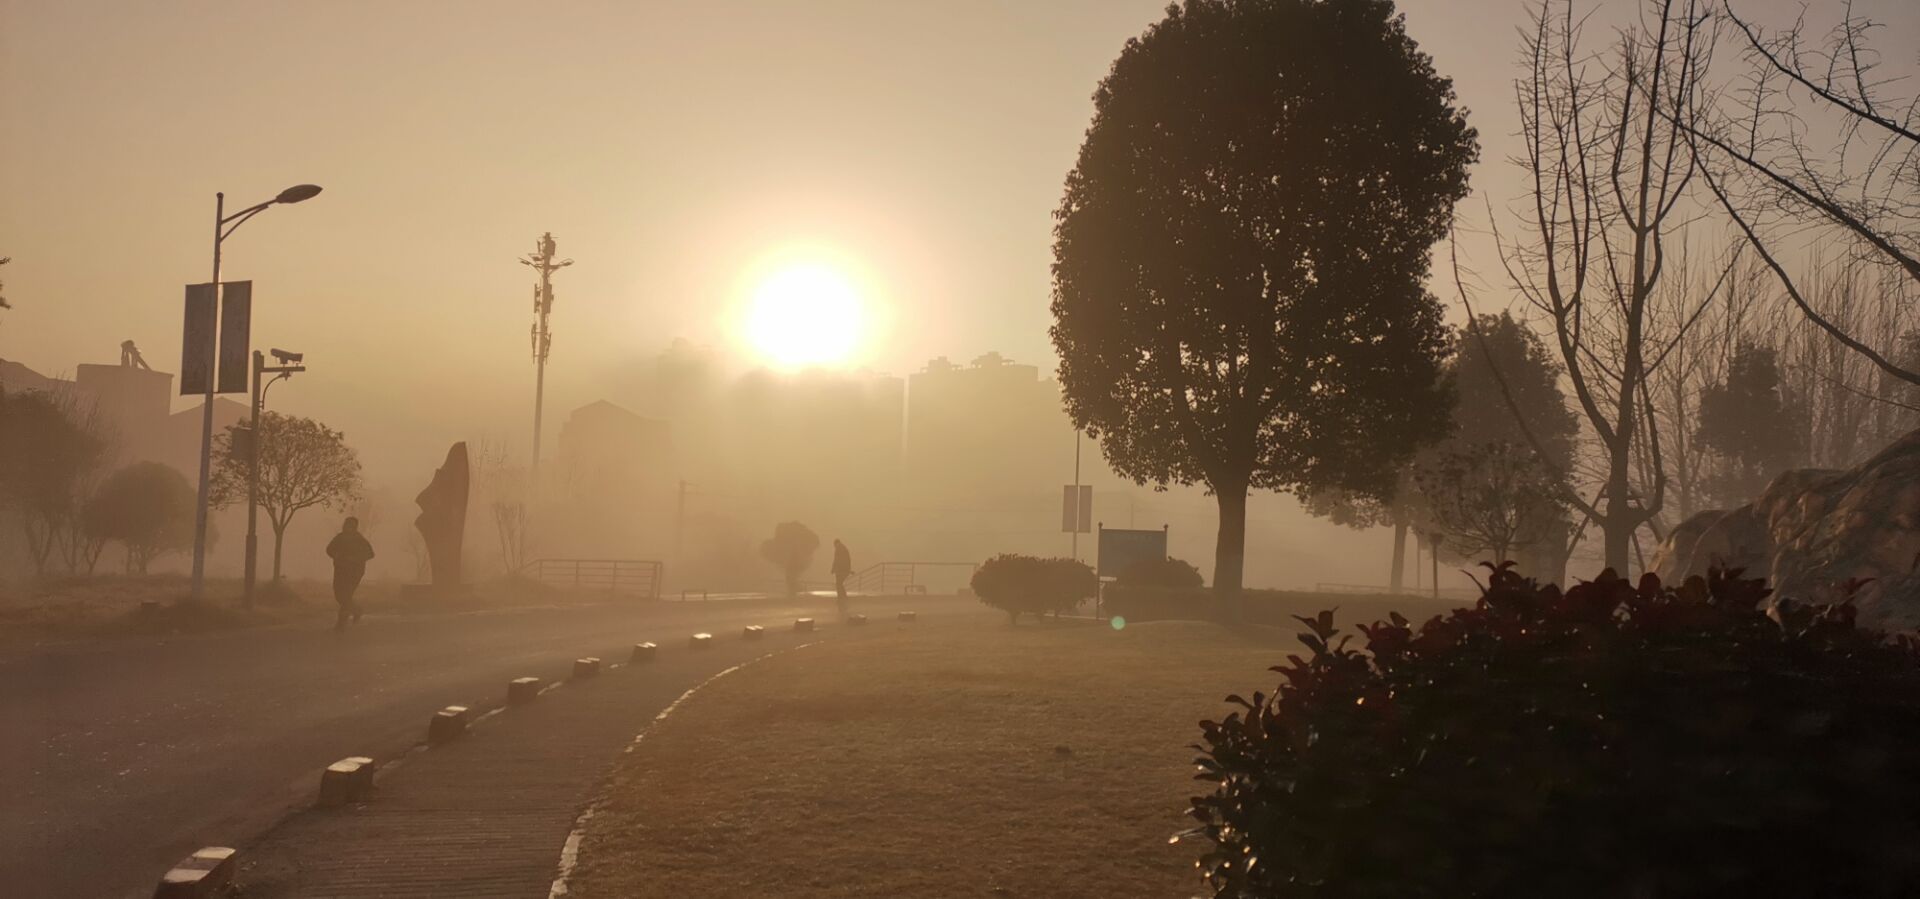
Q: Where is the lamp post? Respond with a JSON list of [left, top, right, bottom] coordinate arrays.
[[242, 348, 306, 608], [189, 184, 322, 604]]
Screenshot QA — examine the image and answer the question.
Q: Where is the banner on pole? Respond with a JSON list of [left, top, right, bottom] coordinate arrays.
[[217, 281, 252, 394], [180, 283, 217, 395], [1061, 484, 1092, 533]]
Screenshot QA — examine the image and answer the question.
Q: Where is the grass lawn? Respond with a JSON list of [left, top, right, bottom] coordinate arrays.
[[569, 609, 1330, 898], [0, 572, 616, 644]]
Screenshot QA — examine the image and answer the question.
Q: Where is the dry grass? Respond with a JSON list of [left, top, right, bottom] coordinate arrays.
[[0, 572, 587, 643], [569, 612, 1304, 899]]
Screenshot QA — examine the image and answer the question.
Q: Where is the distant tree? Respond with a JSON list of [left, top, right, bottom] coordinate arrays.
[[84, 462, 195, 574], [210, 411, 363, 581], [0, 389, 109, 575], [1301, 476, 1423, 594], [759, 521, 820, 596], [1414, 441, 1569, 566], [1308, 313, 1578, 587], [0, 256, 11, 310], [471, 439, 534, 574], [1052, 0, 1476, 612], [1697, 342, 1803, 506]]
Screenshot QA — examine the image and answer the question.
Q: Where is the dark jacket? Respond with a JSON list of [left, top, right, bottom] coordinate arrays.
[[832, 544, 852, 576], [327, 532, 375, 571]]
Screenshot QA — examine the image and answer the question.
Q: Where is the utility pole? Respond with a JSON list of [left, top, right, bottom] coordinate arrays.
[[520, 232, 572, 489], [675, 479, 687, 572], [1071, 430, 1083, 561], [242, 348, 305, 608]]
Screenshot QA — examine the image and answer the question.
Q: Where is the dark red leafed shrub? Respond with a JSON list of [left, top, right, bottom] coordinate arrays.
[[1117, 556, 1205, 589], [971, 554, 1095, 623], [1188, 563, 1920, 898]]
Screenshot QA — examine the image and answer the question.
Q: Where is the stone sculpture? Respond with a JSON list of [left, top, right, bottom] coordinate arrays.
[[1651, 429, 1920, 629], [414, 442, 470, 589]]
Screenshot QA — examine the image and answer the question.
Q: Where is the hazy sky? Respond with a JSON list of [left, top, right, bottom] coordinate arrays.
[[3, 0, 1915, 524]]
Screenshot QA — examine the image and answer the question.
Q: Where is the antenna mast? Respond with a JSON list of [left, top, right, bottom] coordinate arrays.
[[520, 232, 572, 488]]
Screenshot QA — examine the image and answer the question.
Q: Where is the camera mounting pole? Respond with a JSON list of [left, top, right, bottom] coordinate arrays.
[[242, 348, 306, 608]]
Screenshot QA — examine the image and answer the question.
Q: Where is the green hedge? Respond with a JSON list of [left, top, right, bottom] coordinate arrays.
[[1188, 564, 1920, 897], [971, 554, 1096, 623]]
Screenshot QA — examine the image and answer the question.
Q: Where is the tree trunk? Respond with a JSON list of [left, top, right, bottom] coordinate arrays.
[[1389, 520, 1408, 594], [272, 525, 287, 581], [1428, 533, 1440, 599], [1213, 483, 1248, 621]]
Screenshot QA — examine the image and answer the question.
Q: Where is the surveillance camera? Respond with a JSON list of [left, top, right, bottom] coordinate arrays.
[[270, 348, 303, 364]]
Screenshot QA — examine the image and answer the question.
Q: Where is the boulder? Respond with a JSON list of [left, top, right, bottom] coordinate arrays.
[[1651, 430, 1920, 629]]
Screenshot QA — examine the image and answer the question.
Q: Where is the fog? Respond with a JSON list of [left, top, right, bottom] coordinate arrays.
[[3, 0, 1917, 595]]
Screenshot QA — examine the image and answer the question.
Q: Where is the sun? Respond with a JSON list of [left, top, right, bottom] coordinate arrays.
[[742, 260, 867, 369]]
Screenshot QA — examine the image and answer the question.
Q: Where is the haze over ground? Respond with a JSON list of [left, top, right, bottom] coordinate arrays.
[[4, 0, 1915, 588]]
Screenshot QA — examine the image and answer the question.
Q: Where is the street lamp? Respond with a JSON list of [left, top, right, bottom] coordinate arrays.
[[189, 184, 323, 604], [242, 348, 306, 608]]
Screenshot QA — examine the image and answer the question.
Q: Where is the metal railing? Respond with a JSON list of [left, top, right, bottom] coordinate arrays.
[[525, 559, 663, 598], [1314, 582, 1479, 600], [850, 561, 977, 596]]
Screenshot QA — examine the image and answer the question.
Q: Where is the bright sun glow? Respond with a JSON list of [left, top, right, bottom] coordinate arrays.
[[743, 261, 867, 369]]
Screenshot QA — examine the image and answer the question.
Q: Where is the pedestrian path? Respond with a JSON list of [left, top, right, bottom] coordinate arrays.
[[235, 624, 827, 898]]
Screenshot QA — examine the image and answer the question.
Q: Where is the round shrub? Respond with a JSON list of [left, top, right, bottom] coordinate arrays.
[[970, 554, 1095, 623], [1117, 556, 1204, 589], [1188, 563, 1920, 898]]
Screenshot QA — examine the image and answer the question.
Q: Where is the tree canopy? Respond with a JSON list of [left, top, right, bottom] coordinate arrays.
[[1698, 342, 1803, 506], [211, 411, 362, 580], [1051, 0, 1477, 601], [84, 462, 195, 574], [760, 520, 820, 596]]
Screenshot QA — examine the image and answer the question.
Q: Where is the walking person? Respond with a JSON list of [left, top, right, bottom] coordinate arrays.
[[326, 517, 375, 631], [831, 538, 853, 616]]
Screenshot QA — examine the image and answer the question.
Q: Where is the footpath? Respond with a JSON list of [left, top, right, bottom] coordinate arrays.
[[230, 616, 850, 898]]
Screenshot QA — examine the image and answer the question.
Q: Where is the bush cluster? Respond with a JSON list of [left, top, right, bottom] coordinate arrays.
[[1116, 555, 1204, 589], [1189, 564, 1920, 898], [970, 554, 1095, 623]]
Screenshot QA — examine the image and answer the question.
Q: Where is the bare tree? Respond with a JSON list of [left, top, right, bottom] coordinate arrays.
[[0, 387, 112, 575], [1685, 1, 1920, 387], [1494, 0, 1721, 572], [1416, 441, 1571, 565], [471, 438, 534, 574]]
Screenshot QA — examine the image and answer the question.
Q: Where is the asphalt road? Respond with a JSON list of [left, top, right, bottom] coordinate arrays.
[[0, 594, 870, 899]]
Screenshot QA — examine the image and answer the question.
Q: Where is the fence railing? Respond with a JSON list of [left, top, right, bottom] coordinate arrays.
[[850, 561, 977, 596], [525, 559, 663, 599], [1314, 582, 1479, 600]]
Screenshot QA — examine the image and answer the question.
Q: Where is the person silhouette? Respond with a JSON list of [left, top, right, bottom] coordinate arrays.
[[326, 517, 376, 631], [831, 538, 853, 614]]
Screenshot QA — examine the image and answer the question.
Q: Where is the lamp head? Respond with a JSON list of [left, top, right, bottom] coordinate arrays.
[[274, 184, 323, 204], [270, 348, 303, 364]]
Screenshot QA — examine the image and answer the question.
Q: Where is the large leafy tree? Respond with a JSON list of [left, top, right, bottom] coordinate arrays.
[[1052, 0, 1476, 606], [210, 411, 363, 580]]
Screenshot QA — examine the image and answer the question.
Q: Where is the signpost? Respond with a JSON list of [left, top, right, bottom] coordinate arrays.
[[1096, 524, 1168, 579]]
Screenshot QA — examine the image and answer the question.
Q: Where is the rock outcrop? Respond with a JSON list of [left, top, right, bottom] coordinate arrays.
[[1651, 429, 1920, 630]]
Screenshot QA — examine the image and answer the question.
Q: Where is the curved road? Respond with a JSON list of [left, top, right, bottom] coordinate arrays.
[[0, 595, 850, 899]]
